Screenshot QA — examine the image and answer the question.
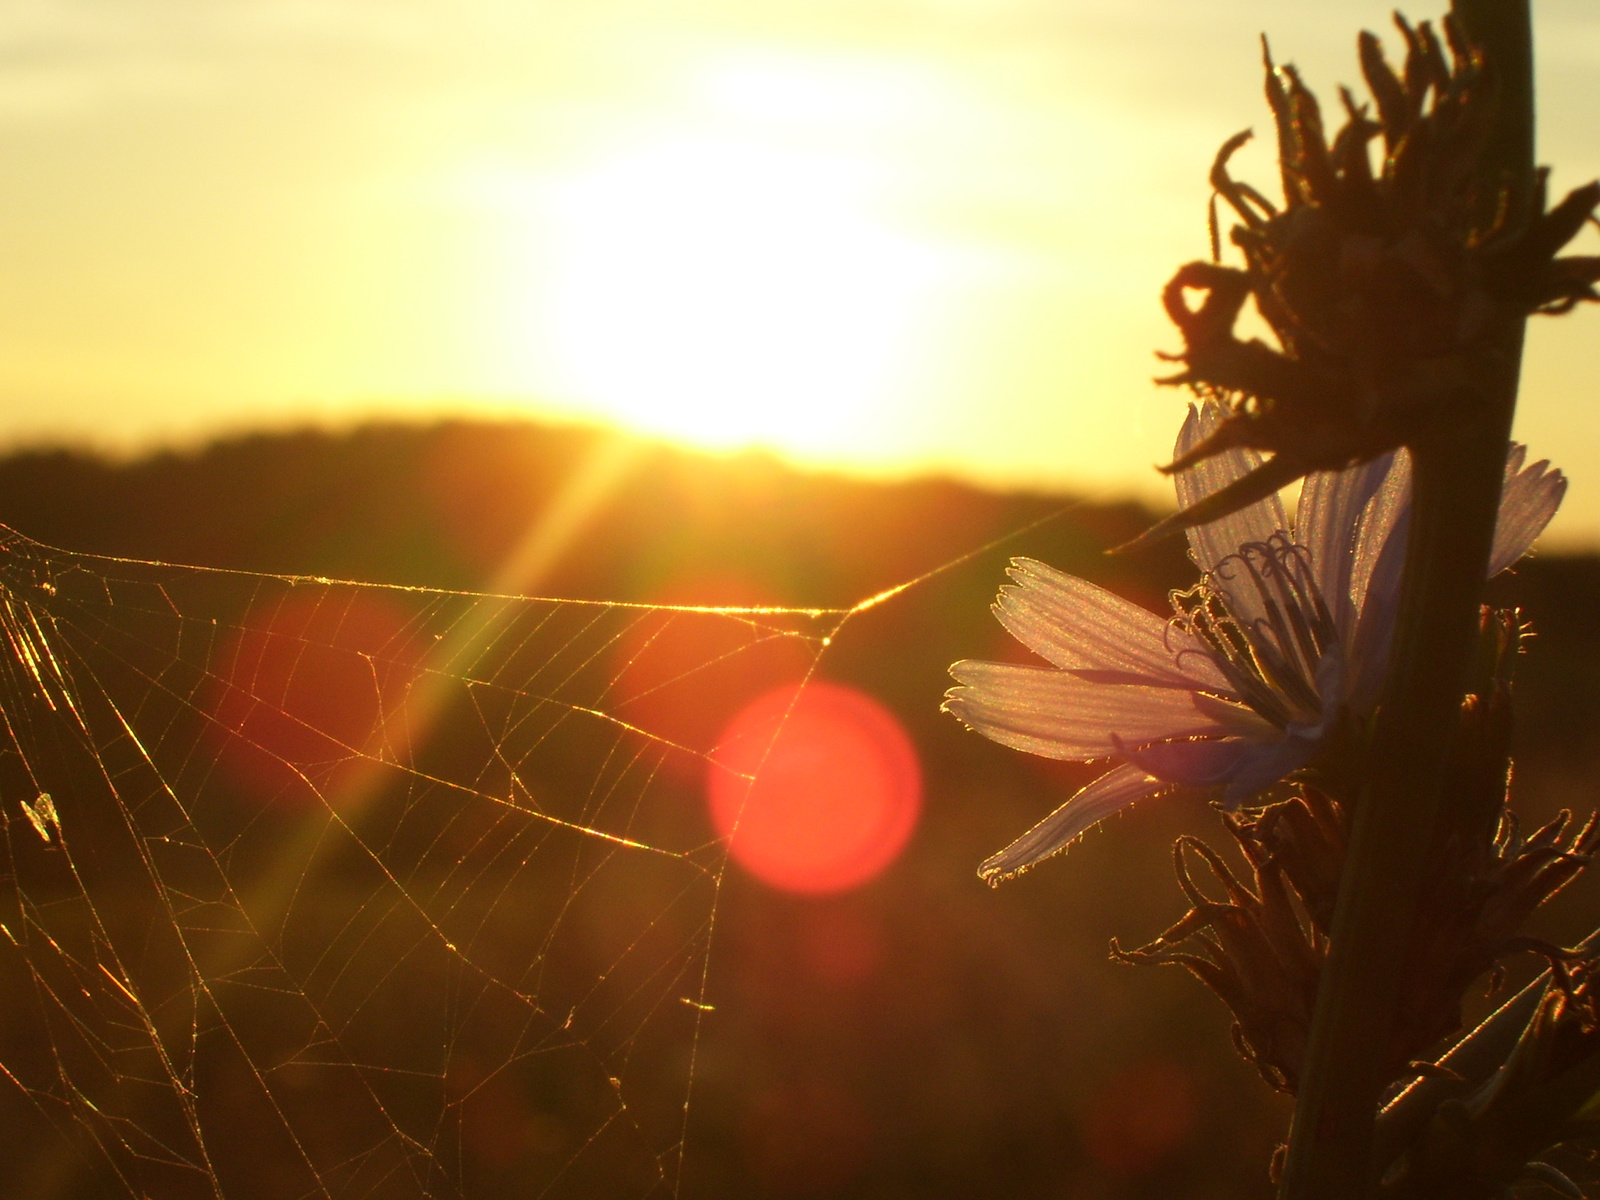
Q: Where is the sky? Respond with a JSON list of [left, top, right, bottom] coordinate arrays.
[[0, 0, 1597, 541]]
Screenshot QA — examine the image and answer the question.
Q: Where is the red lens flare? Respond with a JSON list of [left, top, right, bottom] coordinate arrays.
[[708, 681, 921, 894], [1082, 1059, 1198, 1175], [609, 572, 811, 779], [741, 1078, 872, 1195], [208, 590, 420, 809]]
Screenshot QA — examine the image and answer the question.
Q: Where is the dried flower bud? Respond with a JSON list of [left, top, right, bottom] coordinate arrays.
[[1386, 969, 1600, 1196], [1134, 13, 1600, 548], [1114, 609, 1600, 1097]]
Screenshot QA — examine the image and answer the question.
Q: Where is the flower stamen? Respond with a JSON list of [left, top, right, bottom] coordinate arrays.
[[1173, 532, 1337, 729]]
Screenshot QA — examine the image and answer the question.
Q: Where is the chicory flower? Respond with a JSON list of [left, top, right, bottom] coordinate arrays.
[[946, 402, 1564, 883]]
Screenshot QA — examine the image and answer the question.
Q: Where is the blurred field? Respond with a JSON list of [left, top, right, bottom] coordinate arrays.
[[0, 420, 1595, 1200]]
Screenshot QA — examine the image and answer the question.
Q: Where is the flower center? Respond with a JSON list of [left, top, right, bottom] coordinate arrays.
[[1170, 532, 1337, 729]]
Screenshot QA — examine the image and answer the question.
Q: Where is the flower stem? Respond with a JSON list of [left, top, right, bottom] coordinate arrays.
[[1276, 3, 1536, 1196]]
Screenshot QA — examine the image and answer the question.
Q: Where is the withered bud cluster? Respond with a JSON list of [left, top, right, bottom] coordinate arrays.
[[1112, 610, 1600, 1101], [1136, 13, 1600, 547], [1383, 966, 1600, 1197]]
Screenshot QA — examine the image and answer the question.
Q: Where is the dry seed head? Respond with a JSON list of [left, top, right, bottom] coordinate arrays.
[[1126, 13, 1600, 551]]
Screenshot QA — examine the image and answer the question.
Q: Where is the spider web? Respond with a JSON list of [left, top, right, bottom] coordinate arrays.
[[0, 494, 1015, 1200]]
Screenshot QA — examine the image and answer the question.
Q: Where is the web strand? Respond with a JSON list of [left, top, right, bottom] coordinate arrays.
[[0, 490, 1098, 1200]]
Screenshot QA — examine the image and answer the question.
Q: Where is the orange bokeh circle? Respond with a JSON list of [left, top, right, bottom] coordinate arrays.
[[608, 572, 810, 780], [208, 590, 420, 809], [707, 681, 921, 894]]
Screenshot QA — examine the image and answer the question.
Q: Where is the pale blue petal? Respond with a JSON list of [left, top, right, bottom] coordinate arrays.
[[977, 763, 1165, 883], [1295, 457, 1388, 637], [1119, 735, 1259, 789], [1346, 444, 1563, 709], [1118, 731, 1319, 806], [1192, 691, 1281, 739], [1489, 447, 1565, 575], [1346, 508, 1408, 711], [995, 557, 1230, 692], [1172, 402, 1289, 628], [1349, 449, 1409, 617], [944, 662, 1231, 760], [1219, 732, 1323, 804]]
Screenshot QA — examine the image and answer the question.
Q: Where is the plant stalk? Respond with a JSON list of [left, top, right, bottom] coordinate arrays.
[[1276, 2, 1536, 1195]]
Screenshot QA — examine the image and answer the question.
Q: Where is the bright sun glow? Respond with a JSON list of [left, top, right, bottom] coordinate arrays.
[[539, 134, 946, 454]]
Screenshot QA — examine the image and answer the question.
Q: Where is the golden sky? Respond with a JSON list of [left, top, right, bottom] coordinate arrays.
[[0, 0, 1597, 540]]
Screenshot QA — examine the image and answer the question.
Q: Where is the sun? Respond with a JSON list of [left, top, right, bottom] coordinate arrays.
[[536, 133, 944, 455]]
